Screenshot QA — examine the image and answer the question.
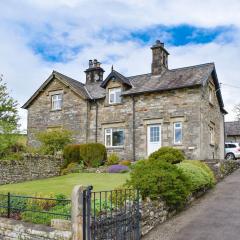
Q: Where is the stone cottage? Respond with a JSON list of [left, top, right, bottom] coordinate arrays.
[[225, 121, 240, 142], [22, 40, 227, 160]]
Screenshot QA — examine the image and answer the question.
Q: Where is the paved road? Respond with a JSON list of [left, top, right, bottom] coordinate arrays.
[[143, 169, 240, 240]]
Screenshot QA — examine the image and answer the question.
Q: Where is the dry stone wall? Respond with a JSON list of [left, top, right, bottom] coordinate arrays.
[[0, 154, 64, 185]]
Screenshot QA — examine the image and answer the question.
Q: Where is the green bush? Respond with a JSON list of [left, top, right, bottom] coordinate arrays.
[[37, 129, 72, 155], [80, 143, 107, 168], [127, 159, 191, 209], [149, 146, 185, 164], [63, 144, 81, 167], [119, 160, 131, 167], [21, 204, 71, 225], [106, 153, 119, 166], [177, 161, 215, 192]]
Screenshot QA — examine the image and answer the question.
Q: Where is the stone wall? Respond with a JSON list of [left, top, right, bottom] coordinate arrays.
[[0, 218, 72, 240], [0, 154, 64, 185]]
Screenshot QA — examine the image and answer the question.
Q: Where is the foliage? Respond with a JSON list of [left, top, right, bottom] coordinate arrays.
[[37, 129, 72, 155], [26, 193, 57, 210], [106, 153, 120, 166], [119, 160, 131, 167], [177, 161, 215, 192], [80, 143, 107, 167], [0, 76, 19, 158], [63, 144, 81, 167], [21, 203, 71, 225], [149, 146, 185, 164], [110, 186, 137, 207], [108, 164, 129, 173], [92, 199, 113, 215], [127, 159, 191, 209], [61, 162, 84, 175], [10, 196, 28, 214]]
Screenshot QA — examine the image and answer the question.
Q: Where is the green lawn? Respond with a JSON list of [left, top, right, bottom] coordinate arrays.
[[0, 173, 129, 197]]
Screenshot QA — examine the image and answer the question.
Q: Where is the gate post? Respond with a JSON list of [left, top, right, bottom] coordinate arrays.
[[71, 185, 85, 240]]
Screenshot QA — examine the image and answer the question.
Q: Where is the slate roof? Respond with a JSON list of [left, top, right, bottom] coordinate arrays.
[[22, 62, 226, 113], [225, 121, 240, 136]]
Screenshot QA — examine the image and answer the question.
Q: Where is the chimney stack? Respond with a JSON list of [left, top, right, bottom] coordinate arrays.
[[151, 40, 169, 75], [85, 59, 105, 84]]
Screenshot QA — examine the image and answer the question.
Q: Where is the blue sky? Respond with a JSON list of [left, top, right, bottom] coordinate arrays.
[[1, 0, 240, 129]]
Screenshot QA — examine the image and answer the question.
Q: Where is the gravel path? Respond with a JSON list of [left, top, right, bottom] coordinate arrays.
[[143, 168, 240, 240]]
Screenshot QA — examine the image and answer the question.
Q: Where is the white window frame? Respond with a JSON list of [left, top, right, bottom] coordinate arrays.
[[108, 87, 122, 104], [104, 128, 124, 147], [174, 122, 183, 145], [209, 126, 215, 145], [51, 94, 63, 110]]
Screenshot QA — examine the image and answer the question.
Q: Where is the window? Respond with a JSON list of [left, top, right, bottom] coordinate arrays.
[[109, 88, 122, 104], [105, 128, 124, 147], [209, 126, 215, 145], [209, 86, 214, 104], [51, 94, 63, 110], [150, 126, 160, 142], [174, 122, 182, 144]]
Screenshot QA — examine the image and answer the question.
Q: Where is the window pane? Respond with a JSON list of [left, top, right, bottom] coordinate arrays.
[[115, 91, 122, 103], [150, 126, 160, 142], [109, 88, 122, 104], [109, 93, 115, 103], [106, 135, 111, 146], [112, 129, 124, 146], [52, 94, 62, 110], [174, 123, 182, 144]]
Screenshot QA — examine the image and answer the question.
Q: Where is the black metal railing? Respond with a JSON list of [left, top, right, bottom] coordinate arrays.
[[0, 193, 71, 226], [83, 187, 141, 240]]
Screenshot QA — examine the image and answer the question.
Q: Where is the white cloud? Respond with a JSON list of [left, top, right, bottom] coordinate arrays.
[[1, 0, 240, 131]]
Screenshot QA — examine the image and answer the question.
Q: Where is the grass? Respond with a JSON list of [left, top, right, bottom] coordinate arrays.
[[0, 173, 129, 197]]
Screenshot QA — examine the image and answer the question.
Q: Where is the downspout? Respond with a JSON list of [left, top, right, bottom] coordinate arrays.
[[132, 95, 136, 161], [94, 100, 98, 143]]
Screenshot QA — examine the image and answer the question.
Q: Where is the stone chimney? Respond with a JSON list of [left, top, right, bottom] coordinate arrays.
[[85, 59, 105, 84], [151, 40, 169, 75]]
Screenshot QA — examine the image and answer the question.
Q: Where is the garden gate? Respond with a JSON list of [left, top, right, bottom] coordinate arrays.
[[82, 186, 141, 240]]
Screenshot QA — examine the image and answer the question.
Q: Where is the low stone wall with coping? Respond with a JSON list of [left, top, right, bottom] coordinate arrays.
[[0, 217, 72, 240], [0, 154, 64, 185]]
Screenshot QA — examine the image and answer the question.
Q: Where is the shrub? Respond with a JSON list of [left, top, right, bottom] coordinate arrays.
[[177, 161, 215, 192], [61, 162, 84, 175], [149, 146, 185, 164], [63, 144, 81, 167], [37, 129, 72, 155], [127, 159, 191, 209], [108, 165, 129, 173], [80, 143, 107, 168], [21, 204, 71, 225], [120, 160, 131, 167], [106, 153, 119, 166]]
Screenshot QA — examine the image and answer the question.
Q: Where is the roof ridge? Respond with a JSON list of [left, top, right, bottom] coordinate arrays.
[[169, 62, 215, 72], [53, 70, 85, 86], [127, 72, 151, 79]]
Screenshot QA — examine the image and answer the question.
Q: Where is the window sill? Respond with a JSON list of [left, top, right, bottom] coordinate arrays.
[[104, 103, 123, 107], [50, 109, 63, 112], [106, 146, 124, 150]]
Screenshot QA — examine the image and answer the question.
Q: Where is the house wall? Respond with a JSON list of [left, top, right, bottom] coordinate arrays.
[[199, 76, 225, 159], [27, 78, 88, 147]]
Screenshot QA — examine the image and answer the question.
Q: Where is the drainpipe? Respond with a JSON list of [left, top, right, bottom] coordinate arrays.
[[94, 100, 98, 143], [132, 95, 136, 161]]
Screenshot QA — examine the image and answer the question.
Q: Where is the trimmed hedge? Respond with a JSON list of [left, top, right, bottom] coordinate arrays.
[[63, 144, 81, 167], [149, 146, 185, 164], [177, 160, 215, 192], [127, 159, 191, 209], [80, 143, 107, 168]]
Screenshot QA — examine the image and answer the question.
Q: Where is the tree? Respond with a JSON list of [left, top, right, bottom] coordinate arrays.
[[0, 74, 19, 157], [234, 103, 240, 120]]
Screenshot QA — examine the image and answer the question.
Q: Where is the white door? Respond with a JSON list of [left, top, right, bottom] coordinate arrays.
[[147, 124, 161, 156]]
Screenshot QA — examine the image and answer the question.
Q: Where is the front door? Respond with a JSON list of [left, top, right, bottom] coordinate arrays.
[[147, 124, 161, 156]]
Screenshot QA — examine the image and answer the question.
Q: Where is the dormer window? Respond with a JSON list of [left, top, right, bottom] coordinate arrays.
[[51, 94, 63, 110], [109, 88, 122, 104]]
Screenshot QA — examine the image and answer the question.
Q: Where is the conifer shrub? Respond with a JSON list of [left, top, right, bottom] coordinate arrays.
[[63, 144, 81, 167], [149, 146, 185, 164], [79, 143, 107, 168]]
